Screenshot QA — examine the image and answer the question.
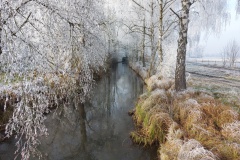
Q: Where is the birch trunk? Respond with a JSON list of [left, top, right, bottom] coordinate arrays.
[[158, 1, 163, 63], [141, 17, 146, 67], [148, 0, 156, 77], [0, 10, 2, 55], [175, 0, 191, 91]]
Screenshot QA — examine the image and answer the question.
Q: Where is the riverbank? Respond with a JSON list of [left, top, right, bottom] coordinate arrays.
[[129, 62, 240, 160], [0, 64, 110, 141]]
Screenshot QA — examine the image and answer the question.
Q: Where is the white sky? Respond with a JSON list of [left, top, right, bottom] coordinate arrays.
[[203, 0, 240, 57]]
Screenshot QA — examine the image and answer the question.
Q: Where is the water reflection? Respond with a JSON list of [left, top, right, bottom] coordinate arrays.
[[0, 63, 157, 160]]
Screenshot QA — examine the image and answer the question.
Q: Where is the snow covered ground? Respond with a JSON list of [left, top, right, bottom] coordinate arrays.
[[186, 62, 240, 111], [187, 62, 240, 88], [187, 58, 240, 68]]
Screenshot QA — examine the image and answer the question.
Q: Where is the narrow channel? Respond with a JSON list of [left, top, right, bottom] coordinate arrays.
[[0, 63, 157, 160]]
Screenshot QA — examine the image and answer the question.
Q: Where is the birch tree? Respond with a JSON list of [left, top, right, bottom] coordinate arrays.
[[172, 0, 193, 91], [148, 0, 158, 77], [172, 0, 229, 91], [123, 1, 147, 66], [157, 0, 177, 65], [127, 0, 177, 77]]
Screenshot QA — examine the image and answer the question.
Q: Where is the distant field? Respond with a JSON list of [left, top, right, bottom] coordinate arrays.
[[186, 61, 240, 113], [186, 61, 240, 89], [187, 57, 240, 68]]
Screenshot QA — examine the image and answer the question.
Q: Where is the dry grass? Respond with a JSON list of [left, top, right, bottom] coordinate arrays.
[[160, 138, 183, 160], [178, 139, 216, 160], [189, 80, 240, 113], [216, 142, 240, 160], [159, 122, 184, 160], [222, 121, 240, 143], [132, 89, 174, 145], [145, 75, 174, 91], [131, 77, 240, 160]]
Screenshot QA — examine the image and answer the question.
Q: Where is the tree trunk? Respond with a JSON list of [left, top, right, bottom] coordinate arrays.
[[148, 0, 156, 78], [237, 0, 240, 14], [141, 17, 146, 67], [78, 103, 87, 151], [158, 1, 163, 63], [175, 0, 191, 91], [0, 10, 2, 55]]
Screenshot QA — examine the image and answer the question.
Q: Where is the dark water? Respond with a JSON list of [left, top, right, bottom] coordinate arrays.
[[0, 63, 157, 160]]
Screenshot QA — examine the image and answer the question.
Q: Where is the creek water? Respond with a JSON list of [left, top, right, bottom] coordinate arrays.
[[0, 63, 157, 160]]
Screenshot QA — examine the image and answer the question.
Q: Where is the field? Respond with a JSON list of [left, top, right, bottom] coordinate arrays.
[[187, 57, 240, 68], [186, 61, 240, 112]]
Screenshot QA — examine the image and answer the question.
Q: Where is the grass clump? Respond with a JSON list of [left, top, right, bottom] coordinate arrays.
[[131, 89, 174, 145], [178, 139, 216, 160], [216, 142, 240, 160], [131, 76, 240, 160], [222, 121, 240, 143], [159, 122, 184, 160]]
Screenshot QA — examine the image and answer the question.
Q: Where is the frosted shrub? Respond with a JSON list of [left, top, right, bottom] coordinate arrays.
[[5, 80, 50, 160]]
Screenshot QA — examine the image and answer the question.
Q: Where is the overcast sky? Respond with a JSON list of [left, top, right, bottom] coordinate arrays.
[[203, 0, 240, 57]]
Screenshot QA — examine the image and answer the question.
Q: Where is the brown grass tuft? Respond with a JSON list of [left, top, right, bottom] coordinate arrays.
[[160, 139, 183, 160], [217, 142, 240, 160], [159, 122, 184, 160], [222, 121, 240, 143], [145, 75, 174, 91], [178, 139, 216, 160]]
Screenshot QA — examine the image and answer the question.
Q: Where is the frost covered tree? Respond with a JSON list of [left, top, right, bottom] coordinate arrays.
[[126, 0, 178, 77], [172, 0, 229, 91], [123, 0, 148, 66], [224, 40, 240, 68], [0, 0, 109, 159], [221, 49, 228, 67], [157, 0, 177, 65], [172, 0, 193, 91]]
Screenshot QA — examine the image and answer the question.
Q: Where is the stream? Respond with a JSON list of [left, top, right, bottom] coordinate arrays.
[[0, 63, 157, 160]]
